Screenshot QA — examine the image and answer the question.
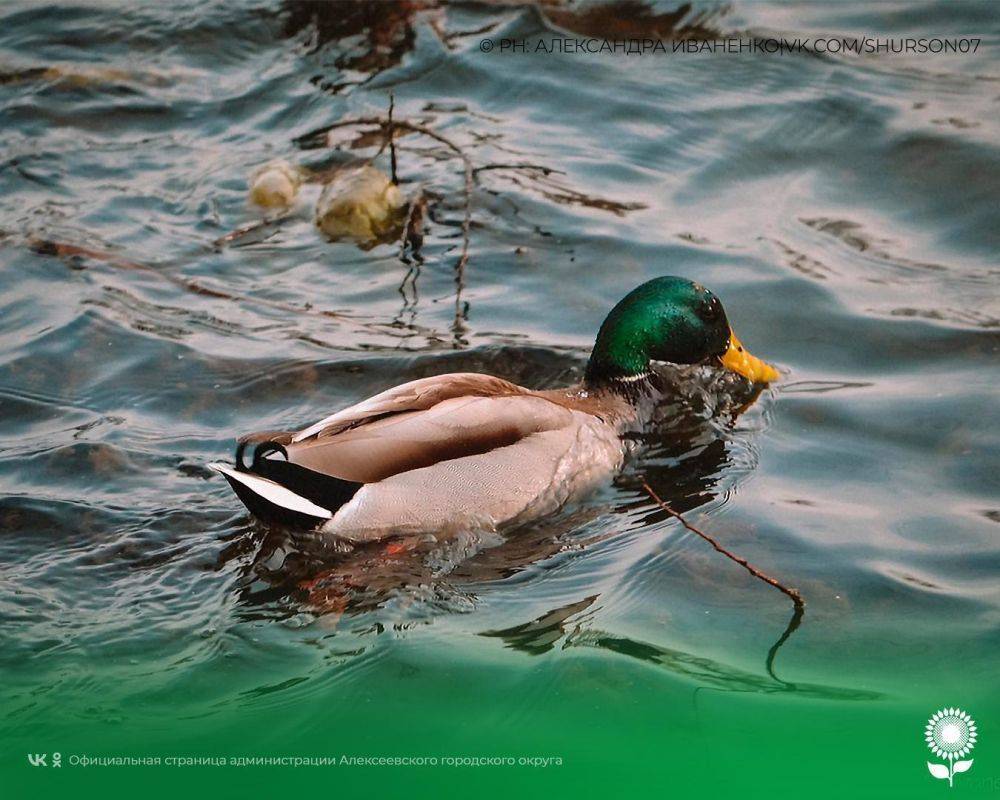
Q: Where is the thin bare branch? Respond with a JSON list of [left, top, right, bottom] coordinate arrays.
[[387, 93, 398, 185]]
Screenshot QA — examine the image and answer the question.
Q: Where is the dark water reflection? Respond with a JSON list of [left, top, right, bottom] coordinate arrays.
[[0, 0, 998, 743]]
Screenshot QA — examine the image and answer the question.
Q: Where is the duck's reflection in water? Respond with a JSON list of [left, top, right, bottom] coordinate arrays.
[[482, 594, 878, 701]]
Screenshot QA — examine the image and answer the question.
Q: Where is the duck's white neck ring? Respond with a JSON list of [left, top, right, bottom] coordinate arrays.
[[610, 371, 652, 384], [600, 370, 660, 402]]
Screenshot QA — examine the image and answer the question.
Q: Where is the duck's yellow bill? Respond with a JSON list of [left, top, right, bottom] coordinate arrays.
[[720, 330, 780, 384]]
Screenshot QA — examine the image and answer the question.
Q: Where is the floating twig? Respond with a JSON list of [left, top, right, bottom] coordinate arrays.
[[641, 480, 805, 681], [25, 235, 443, 341], [471, 163, 565, 178], [212, 213, 293, 248]]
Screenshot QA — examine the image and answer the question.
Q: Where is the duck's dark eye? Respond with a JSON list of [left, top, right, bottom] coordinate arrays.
[[696, 296, 722, 323]]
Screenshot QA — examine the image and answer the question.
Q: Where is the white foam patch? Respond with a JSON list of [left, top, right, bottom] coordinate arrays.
[[208, 462, 332, 519]]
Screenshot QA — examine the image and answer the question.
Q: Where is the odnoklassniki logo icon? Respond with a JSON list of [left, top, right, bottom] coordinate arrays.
[[926, 708, 977, 787]]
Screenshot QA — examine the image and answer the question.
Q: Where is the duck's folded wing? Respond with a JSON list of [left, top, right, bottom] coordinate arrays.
[[285, 391, 573, 484], [291, 372, 528, 442]]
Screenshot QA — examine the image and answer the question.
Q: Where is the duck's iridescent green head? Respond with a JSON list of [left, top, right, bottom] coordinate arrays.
[[584, 276, 778, 389]]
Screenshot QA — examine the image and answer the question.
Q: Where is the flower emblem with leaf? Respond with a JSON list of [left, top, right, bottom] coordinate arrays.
[[926, 708, 977, 787]]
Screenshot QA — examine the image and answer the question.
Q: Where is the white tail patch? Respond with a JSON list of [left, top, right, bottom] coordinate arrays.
[[208, 462, 333, 519]]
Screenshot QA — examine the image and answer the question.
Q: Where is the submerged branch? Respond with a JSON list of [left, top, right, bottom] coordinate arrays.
[[299, 114, 473, 341], [641, 480, 805, 682]]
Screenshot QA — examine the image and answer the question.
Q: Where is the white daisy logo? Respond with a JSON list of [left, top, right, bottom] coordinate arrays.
[[925, 708, 977, 787]]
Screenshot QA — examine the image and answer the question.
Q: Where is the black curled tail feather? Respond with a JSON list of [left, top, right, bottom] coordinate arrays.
[[231, 435, 363, 526], [235, 431, 293, 472]]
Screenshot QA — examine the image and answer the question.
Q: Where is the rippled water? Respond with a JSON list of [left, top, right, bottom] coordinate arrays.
[[1, 2, 998, 797]]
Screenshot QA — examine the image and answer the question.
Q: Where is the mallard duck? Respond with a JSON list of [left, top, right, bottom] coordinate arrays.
[[210, 277, 778, 540]]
